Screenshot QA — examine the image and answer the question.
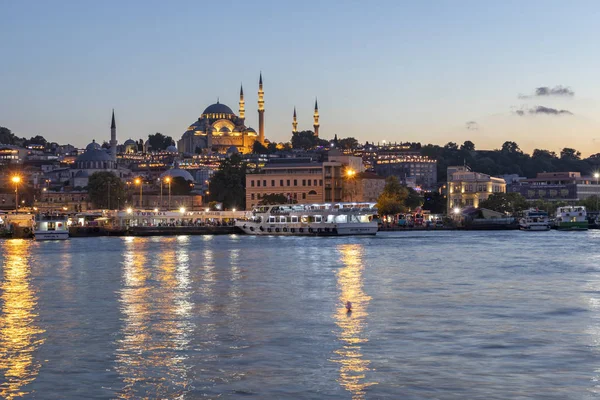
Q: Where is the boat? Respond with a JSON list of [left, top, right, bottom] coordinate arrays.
[[554, 206, 588, 231], [235, 203, 379, 236], [34, 215, 70, 240], [519, 208, 551, 231]]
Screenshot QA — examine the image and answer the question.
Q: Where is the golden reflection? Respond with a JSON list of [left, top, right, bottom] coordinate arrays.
[[116, 237, 194, 398], [331, 244, 377, 399], [0, 240, 45, 399]]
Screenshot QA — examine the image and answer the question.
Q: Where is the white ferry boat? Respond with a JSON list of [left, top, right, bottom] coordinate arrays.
[[555, 206, 588, 231], [236, 203, 379, 236], [519, 209, 551, 231], [34, 215, 70, 240]]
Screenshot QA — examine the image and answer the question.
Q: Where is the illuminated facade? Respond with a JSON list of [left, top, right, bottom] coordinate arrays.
[[178, 75, 265, 155], [447, 166, 506, 209], [373, 154, 437, 190]]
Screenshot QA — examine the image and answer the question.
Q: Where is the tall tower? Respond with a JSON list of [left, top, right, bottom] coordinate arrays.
[[258, 72, 265, 144], [292, 107, 298, 134], [239, 84, 245, 121], [313, 98, 320, 137], [110, 109, 117, 161]]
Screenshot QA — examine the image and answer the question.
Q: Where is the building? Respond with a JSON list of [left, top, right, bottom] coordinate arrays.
[[69, 140, 130, 187], [35, 190, 92, 212], [447, 166, 506, 210], [245, 158, 344, 209], [342, 172, 386, 202], [0, 145, 29, 165], [178, 74, 266, 155], [509, 172, 600, 202], [373, 154, 437, 190]]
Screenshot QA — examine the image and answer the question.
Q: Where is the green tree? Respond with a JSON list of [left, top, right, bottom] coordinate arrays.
[[170, 176, 193, 195], [338, 137, 359, 150], [376, 176, 409, 216], [252, 141, 269, 154], [87, 171, 127, 209], [460, 140, 475, 152], [422, 191, 446, 214], [479, 192, 529, 215], [291, 131, 329, 150], [560, 147, 581, 160], [579, 195, 600, 211], [208, 153, 246, 209], [259, 193, 288, 205], [405, 187, 423, 210], [148, 132, 175, 151]]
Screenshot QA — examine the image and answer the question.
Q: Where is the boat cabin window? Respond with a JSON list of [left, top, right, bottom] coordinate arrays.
[[291, 216, 298, 223], [315, 216, 322, 223], [268, 216, 276, 223], [279, 216, 286, 223]]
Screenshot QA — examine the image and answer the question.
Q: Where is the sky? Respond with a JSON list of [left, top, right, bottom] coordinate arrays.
[[1, 0, 600, 155]]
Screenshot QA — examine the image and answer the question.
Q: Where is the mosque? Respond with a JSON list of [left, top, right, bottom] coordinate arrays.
[[177, 73, 266, 155]]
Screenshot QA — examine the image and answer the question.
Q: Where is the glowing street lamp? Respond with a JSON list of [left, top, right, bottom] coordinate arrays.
[[135, 178, 143, 209], [126, 207, 133, 214], [164, 176, 172, 210], [453, 207, 460, 214], [11, 175, 21, 213], [179, 207, 186, 213]]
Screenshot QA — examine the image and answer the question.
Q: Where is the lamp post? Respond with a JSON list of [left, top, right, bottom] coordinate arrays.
[[594, 172, 600, 211], [159, 178, 163, 210], [135, 178, 142, 209], [345, 168, 356, 202], [11, 176, 21, 213], [165, 177, 171, 210]]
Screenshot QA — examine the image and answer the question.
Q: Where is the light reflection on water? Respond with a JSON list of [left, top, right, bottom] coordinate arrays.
[[0, 240, 45, 399], [331, 244, 377, 399]]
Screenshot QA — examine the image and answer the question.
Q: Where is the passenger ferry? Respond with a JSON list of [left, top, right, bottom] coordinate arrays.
[[554, 206, 588, 231], [519, 209, 551, 231], [236, 203, 379, 236], [34, 215, 70, 240]]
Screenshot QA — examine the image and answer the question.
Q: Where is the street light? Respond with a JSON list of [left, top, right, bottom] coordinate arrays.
[[11, 176, 21, 213], [164, 176, 172, 210], [345, 168, 356, 202], [594, 172, 599, 211], [135, 178, 142, 209], [179, 207, 186, 213]]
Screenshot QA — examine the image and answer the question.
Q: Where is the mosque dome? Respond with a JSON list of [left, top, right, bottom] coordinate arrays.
[[85, 140, 102, 151], [166, 145, 178, 153], [202, 102, 234, 115], [160, 167, 194, 182], [76, 149, 113, 162], [124, 138, 136, 146]]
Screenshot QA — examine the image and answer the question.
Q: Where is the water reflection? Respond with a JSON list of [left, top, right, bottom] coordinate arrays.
[[331, 244, 377, 399], [0, 240, 45, 399], [115, 237, 194, 398]]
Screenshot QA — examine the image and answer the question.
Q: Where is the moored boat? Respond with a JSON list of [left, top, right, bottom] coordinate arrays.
[[34, 215, 70, 240], [519, 209, 550, 231], [554, 206, 588, 231], [236, 203, 378, 236]]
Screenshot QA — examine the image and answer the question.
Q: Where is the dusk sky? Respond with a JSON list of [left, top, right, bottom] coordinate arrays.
[[2, 1, 599, 154]]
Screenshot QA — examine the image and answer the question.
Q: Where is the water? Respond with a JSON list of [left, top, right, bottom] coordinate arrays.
[[1, 231, 600, 399]]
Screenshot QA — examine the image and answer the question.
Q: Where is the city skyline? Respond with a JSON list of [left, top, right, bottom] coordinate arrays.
[[1, 1, 600, 154]]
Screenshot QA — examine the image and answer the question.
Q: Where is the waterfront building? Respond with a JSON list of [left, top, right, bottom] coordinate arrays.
[[177, 75, 265, 155], [35, 190, 92, 212], [447, 166, 506, 210], [341, 172, 386, 203], [374, 154, 437, 190], [509, 172, 600, 202], [245, 158, 344, 210]]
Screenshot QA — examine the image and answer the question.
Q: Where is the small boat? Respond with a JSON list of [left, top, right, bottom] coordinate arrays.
[[34, 215, 70, 240], [554, 206, 588, 231], [519, 209, 551, 231], [236, 202, 379, 236]]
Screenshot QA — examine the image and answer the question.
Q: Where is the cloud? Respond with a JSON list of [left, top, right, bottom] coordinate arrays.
[[514, 105, 573, 116], [465, 121, 479, 130], [518, 85, 575, 99]]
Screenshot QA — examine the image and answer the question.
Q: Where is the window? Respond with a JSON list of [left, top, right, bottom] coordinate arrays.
[[287, 180, 290, 186], [263, 180, 267, 187], [308, 180, 311, 186], [294, 179, 297, 186], [314, 179, 317, 186], [251, 180, 255, 187], [308, 190, 317, 195], [302, 179, 306, 186], [319, 180, 323, 186], [257, 180, 261, 187], [280, 179, 283, 186], [251, 193, 255, 200], [271, 180, 275, 187], [302, 193, 306, 199]]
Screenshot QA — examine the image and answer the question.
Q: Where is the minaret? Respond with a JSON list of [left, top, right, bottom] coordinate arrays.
[[292, 107, 298, 134], [313, 98, 320, 137], [110, 109, 117, 161], [258, 72, 265, 144], [239, 84, 245, 121]]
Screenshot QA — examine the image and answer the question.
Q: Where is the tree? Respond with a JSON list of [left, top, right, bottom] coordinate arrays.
[[460, 140, 475, 152], [376, 176, 409, 216], [148, 133, 175, 151], [405, 187, 423, 210], [252, 141, 269, 154], [87, 171, 127, 209], [501, 141, 522, 154], [338, 137, 359, 150], [560, 147, 581, 160], [208, 153, 246, 209], [479, 193, 529, 215], [170, 176, 193, 195], [259, 193, 288, 205], [291, 131, 330, 150], [422, 191, 446, 214], [579, 195, 600, 211]]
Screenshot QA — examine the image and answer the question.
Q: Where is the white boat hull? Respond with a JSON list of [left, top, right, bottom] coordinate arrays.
[[519, 223, 550, 231], [34, 231, 69, 240], [236, 221, 378, 236]]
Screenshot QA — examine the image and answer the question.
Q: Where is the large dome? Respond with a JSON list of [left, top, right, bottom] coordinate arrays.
[[85, 140, 102, 151], [76, 149, 113, 162], [160, 167, 194, 182], [202, 102, 234, 115]]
